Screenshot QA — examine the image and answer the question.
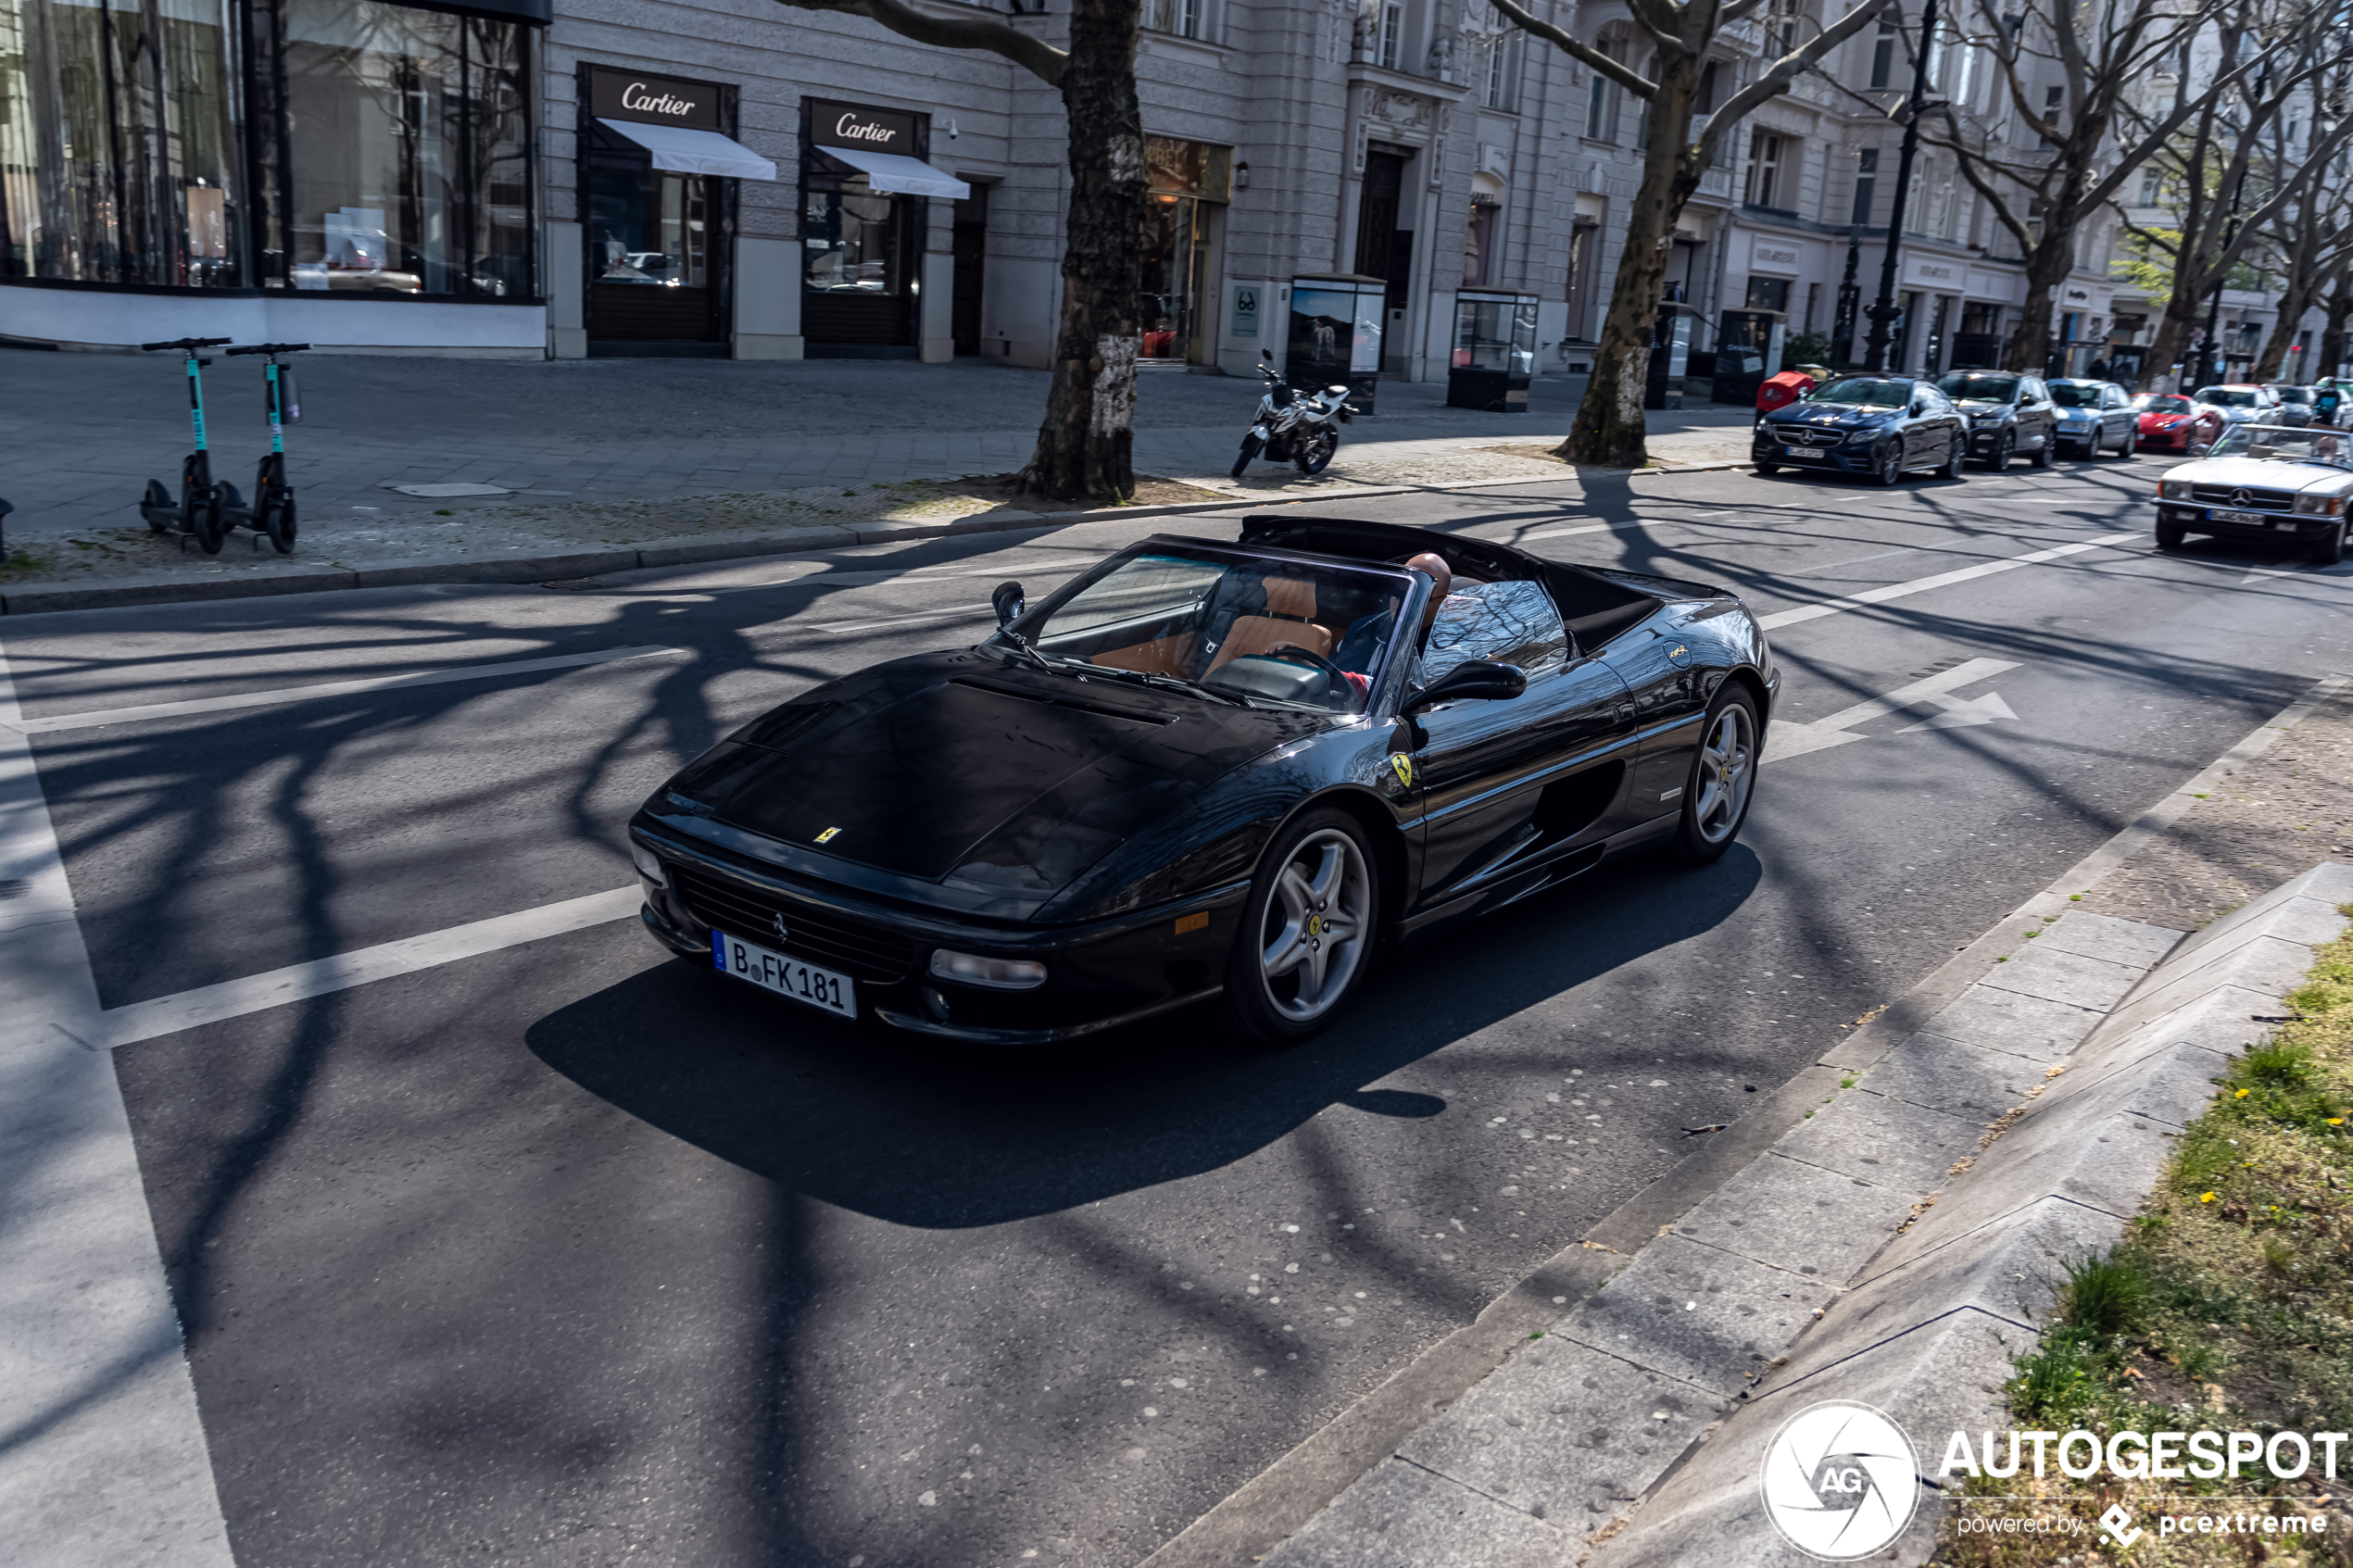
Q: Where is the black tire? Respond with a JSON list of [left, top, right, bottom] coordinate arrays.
[[2118, 427, 2138, 458], [1755, 461, 1780, 475], [1979, 430, 2014, 470], [143, 479, 173, 533], [1872, 442, 1904, 486], [191, 487, 225, 555], [264, 492, 298, 554], [2029, 433, 2054, 468], [1297, 429, 1339, 476], [2155, 519, 2186, 551], [1669, 688, 1761, 865], [1230, 434, 1263, 479], [2313, 521, 2347, 568], [1938, 434, 1966, 481], [1221, 807, 1381, 1046]]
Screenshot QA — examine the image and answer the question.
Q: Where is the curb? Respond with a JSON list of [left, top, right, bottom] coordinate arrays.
[[0, 458, 1752, 619], [1139, 671, 2348, 1568]]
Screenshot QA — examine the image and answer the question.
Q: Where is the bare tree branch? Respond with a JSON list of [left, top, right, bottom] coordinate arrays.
[[1490, 0, 1661, 97], [770, 0, 1068, 83]]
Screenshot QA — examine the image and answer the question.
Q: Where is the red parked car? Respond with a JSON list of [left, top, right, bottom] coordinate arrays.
[[2132, 392, 2222, 454]]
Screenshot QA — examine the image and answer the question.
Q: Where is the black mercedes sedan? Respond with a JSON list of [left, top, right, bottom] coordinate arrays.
[[1933, 370, 2059, 469], [1753, 374, 1969, 484], [628, 517, 1778, 1045]]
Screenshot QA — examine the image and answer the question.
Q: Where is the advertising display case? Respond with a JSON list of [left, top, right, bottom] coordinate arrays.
[[1648, 304, 1700, 410], [1287, 273, 1385, 413], [1447, 290, 1537, 411], [1713, 308, 1787, 404]]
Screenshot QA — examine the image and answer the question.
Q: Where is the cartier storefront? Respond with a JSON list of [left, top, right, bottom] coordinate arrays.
[[800, 99, 967, 357]]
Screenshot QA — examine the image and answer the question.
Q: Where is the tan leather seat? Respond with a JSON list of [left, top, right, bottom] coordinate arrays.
[[1208, 575, 1336, 671]]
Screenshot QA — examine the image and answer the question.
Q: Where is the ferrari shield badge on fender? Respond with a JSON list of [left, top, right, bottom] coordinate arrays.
[[1389, 754, 1415, 788], [814, 826, 842, 844]]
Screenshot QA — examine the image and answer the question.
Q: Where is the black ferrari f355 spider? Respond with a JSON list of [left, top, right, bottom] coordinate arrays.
[[629, 516, 1778, 1044]]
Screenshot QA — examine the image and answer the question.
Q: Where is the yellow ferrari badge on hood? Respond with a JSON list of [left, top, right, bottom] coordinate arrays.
[[1389, 754, 1415, 788], [814, 826, 841, 844]]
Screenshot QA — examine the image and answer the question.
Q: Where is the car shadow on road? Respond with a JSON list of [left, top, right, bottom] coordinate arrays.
[[526, 847, 1764, 1230]]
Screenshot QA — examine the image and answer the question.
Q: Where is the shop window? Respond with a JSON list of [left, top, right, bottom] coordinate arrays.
[[0, 0, 244, 284], [1139, 137, 1227, 362], [1744, 275, 1791, 313], [270, 0, 532, 295], [805, 191, 902, 295]]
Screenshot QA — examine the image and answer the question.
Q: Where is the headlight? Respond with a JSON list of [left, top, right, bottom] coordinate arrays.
[[2294, 493, 2347, 516], [1970, 412, 2002, 425], [2158, 480, 2192, 500], [1844, 427, 1880, 445], [929, 948, 1049, 990], [630, 841, 668, 887]]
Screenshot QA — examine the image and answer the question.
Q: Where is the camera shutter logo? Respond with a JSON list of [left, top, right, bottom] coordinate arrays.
[[1757, 1399, 1918, 1560]]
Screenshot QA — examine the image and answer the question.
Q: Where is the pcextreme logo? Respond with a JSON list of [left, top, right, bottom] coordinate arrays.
[[1759, 1400, 1919, 1561]]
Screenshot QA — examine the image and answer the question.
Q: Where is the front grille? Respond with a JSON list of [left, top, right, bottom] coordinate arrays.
[[1780, 426, 1843, 445], [2189, 484, 2294, 510], [671, 863, 921, 983]]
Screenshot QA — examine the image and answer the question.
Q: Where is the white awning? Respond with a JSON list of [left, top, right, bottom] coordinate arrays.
[[596, 119, 777, 182], [820, 146, 971, 199]]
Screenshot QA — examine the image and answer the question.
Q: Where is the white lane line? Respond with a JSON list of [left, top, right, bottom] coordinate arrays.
[[1518, 510, 1738, 543], [60, 886, 643, 1053], [1756, 533, 2141, 631], [0, 636, 236, 1565], [5, 645, 685, 735], [812, 604, 997, 635], [1764, 659, 2020, 762], [1791, 543, 1922, 576]]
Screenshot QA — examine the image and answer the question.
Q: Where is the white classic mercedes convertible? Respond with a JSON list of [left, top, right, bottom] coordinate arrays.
[[2153, 424, 2351, 565]]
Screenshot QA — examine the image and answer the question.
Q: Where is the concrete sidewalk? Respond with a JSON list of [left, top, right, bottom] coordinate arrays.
[[0, 349, 1755, 610]]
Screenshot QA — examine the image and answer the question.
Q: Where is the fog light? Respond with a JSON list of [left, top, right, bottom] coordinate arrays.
[[630, 842, 668, 887], [929, 948, 1048, 990]]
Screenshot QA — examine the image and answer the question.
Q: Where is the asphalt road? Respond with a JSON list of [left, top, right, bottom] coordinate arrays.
[[8, 451, 2351, 1567]]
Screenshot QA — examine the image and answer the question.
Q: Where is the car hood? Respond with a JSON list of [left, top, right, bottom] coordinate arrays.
[[660, 651, 1323, 901], [2168, 455, 2352, 493], [1768, 403, 1898, 428], [1950, 398, 2014, 412]]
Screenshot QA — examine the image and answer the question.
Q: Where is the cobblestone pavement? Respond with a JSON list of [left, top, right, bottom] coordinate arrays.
[[0, 349, 1755, 596], [2079, 682, 2353, 931]]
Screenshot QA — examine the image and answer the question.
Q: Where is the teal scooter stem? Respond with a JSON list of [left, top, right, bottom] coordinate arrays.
[[224, 342, 309, 555], [138, 337, 235, 554]]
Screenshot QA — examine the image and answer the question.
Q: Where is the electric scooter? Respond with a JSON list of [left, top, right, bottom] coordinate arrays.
[[137, 337, 235, 554], [224, 342, 309, 554]]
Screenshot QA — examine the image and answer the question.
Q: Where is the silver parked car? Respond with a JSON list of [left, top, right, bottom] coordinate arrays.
[[2047, 380, 2138, 458], [2153, 423, 2351, 565]]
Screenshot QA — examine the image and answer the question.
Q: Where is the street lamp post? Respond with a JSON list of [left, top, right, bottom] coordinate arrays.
[[1862, 0, 1940, 373], [1833, 225, 1863, 366]]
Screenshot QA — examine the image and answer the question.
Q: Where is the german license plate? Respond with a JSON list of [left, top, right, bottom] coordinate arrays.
[[711, 929, 856, 1017], [1783, 445, 1827, 460], [2211, 508, 2266, 525], [2274, 519, 2302, 532]]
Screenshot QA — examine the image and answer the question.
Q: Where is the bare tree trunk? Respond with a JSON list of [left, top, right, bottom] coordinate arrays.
[[2322, 268, 2353, 379], [2002, 237, 2077, 374], [2252, 277, 2318, 383], [1016, 0, 1144, 503], [1561, 56, 1698, 469], [2144, 286, 2208, 388]]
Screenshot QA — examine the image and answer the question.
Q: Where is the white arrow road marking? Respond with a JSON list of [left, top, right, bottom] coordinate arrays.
[[1897, 689, 2019, 733], [1764, 659, 2020, 762], [0, 636, 236, 1566]]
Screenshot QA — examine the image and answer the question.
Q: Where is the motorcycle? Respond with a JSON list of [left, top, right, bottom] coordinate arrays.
[[1232, 349, 1359, 478]]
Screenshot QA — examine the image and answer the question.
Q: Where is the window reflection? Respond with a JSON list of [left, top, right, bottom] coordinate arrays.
[[804, 190, 901, 293], [1416, 580, 1568, 687]]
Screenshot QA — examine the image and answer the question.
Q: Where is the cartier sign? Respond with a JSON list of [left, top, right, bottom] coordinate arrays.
[[588, 66, 722, 131], [811, 100, 920, 154]]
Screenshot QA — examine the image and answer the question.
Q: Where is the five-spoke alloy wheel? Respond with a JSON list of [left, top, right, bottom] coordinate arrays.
[[1225, 810, 1379, 1043], [1671, 689, 1761, 864]]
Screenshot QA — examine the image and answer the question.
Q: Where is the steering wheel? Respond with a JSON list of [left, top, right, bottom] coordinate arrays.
[[1258, 642, 1354, 690]]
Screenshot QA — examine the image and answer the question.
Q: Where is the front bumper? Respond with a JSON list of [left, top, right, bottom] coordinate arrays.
[[2155, 502, 2335, 543], [2137, 427, 2197, 449], [634, 825, 1249, 1044], [1754, 431, 1875, 472]]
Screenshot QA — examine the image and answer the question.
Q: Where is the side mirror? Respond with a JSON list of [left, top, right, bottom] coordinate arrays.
[[991, 581, 1025, 629], [1262, 348, 1274, 361], [1403, 660, 1528, 713]]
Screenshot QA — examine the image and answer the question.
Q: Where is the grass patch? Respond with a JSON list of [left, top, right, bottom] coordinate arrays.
[[1938, 911, 2353, 1564]]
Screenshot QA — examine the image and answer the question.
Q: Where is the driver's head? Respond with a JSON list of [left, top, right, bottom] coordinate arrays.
[[1405, 551, 1453, 626]]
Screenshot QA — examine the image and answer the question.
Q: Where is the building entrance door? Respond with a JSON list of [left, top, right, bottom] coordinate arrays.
[[952, 188, 987, 356], [585, 147, 724, 353]]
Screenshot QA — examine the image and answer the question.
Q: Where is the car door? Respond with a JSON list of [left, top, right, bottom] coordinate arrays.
[[2018, 378, 2053, 451], [2101, 384, 2130, 445], [1897, 386, 1928, 464], [1406, 580, 1636, 911]]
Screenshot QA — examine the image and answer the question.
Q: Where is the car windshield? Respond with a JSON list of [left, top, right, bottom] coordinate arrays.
[[2276, 387, 2315, 405], [2203, 426, 2353, 468], [2133, 394, 2192, 413], [994, 545, 1417, 713], [1811, 378, 1910, 408], [2196, 387, 2262, 408], [2049, 383, 2101, 407], [1937, 373, 2018, 402]]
